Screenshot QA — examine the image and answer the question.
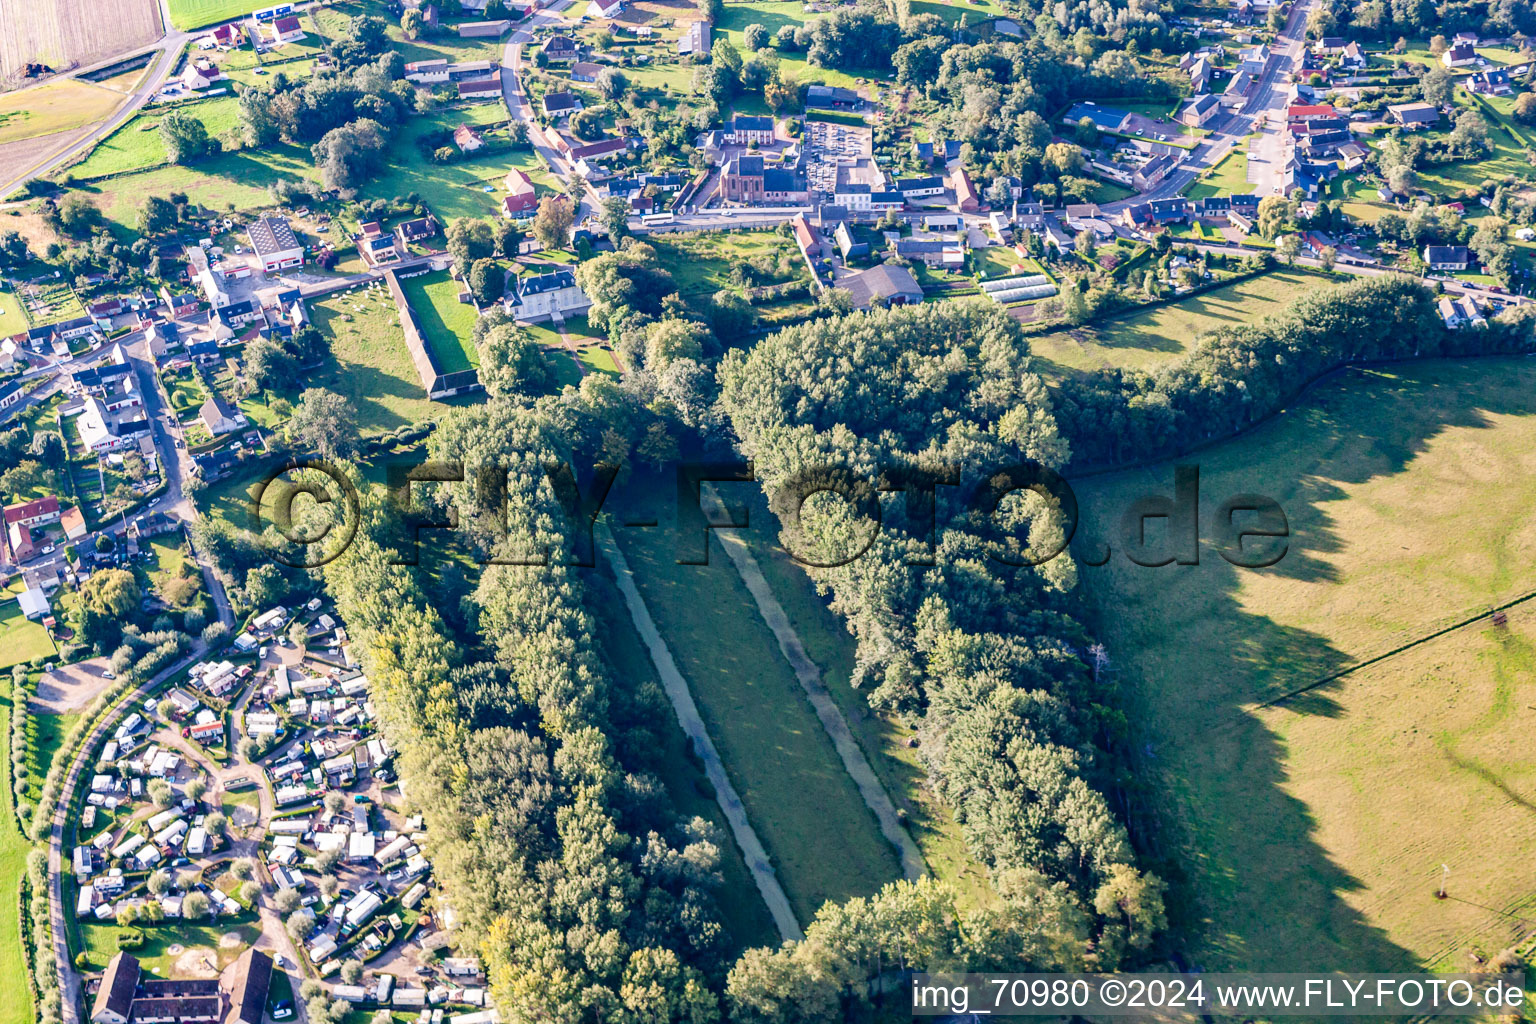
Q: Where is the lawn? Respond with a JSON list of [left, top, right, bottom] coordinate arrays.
[[0, 281, 28, 337], [77, 918, 262, 973], [1186, 149, 1251, 200], [1027, 268, 1332, 379], [0, 80, 125, 147], [1405, 95, 1536, 197], [307, 285, 482, 433], [166, 0, 254, 30], [0, 602, 55, 671], [606, 471, 903, 923], [399, 270, 479, 376], [68, 96, 242, 179], [1069, 357, 1536, 973], [368, 106, 559, 222]]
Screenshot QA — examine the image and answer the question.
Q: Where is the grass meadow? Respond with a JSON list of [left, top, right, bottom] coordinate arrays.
[[1027, 268, 1331, 379], [399, 270, 479, 375], [0, 674, 36, 1024], [606, 472, 903, 922], [1069, 357, 1536, 971], [306, 285, 483, 433], [68, 96, 243, 179]]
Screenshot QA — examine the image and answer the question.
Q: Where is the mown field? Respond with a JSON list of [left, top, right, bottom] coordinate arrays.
[[0, 603, 55, 671], [67, 95, 242, 179], [399, 270, 479, 375], [607, 473, 903, 923], [1027, 268, 1330, 379], [1070, 358, 1536, 971], [0, 80, 123, 147]]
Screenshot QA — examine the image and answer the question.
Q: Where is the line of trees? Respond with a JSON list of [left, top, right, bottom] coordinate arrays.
[[1050, 275, 1536, 471], [716, 303, 1166, 1015], [322, 403, 736, 1022]]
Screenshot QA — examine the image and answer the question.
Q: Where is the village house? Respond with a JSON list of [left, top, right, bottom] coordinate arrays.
[[542, 91, 582, 117], [395, 216, 438, 248], [355, 221, 400, 267], [570, 61, 604, 82], [1423, 244, 1471, 271], [724, 115, 775, 146], [502, 167, 539, 216], [199, 391, 246, 436], [677, 19, 710, 56], [1178, 93, 1220, 127], [1441, 42, 1478, 67], [453, 124, 485, 152], [1386, 102, 1440, 128], [541, 35, 580, 62], [839, 265, 924, 309]]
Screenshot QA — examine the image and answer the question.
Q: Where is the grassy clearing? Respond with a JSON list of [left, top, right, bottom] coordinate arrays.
[[1070, 357, 1536, 972], [647, 230, 808, 300], [166, 0, 253, 30], [1027, 268, 1331, 379], [0, 602, 55, 671], [585, 564, 781, 950], [0, 81, 124, 147], [306, 285, 482, 433], [69, 96, 242, 179], [399, 270, 479, 375], [607, 472, 903, 922], [732, 488, 996, 909]]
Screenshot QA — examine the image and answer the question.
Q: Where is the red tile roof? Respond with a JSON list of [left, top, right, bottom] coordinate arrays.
[[3, 496, 59, 525]]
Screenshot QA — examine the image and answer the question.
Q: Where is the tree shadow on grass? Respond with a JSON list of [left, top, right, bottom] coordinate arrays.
[[1066, 358, 1536, 971]]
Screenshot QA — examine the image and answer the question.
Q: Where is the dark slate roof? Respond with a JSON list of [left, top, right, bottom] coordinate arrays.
[[93, 953, 140, 1020], [247, 216, 299, 256]]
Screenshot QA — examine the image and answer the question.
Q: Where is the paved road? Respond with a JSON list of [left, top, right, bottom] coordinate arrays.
[[499, 0, 603, 224], [596, 525, 804, 943], [699, 485, 928, 882], [46, 330, 241, 1024]]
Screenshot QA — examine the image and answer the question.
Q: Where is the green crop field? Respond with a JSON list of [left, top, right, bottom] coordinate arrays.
[[607, 472, 903, 922], [166, 0, 254, 30], [399, 270, 479, 376], [1070, 357, 1536, 972], [1027, 269, 1332, 379]]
